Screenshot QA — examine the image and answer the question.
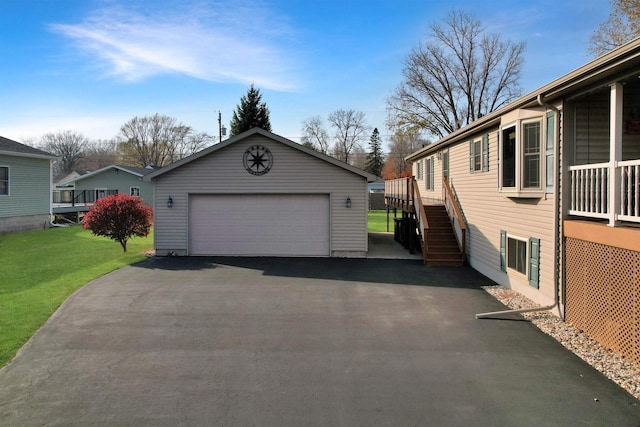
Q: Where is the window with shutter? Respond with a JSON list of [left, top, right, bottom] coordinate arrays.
[[469, 135, 489, 173]]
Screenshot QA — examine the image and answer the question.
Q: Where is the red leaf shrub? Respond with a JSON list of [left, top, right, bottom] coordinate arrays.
[[83, 194, 153, 252]]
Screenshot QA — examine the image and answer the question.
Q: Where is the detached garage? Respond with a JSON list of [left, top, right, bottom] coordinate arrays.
[[145, 128, 375, 257]]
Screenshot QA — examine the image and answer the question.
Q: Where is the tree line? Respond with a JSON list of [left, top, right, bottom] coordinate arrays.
[[37, 115, 216, 176]]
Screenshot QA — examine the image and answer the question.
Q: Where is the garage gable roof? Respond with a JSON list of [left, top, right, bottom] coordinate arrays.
[[145, 127, 377, 182]]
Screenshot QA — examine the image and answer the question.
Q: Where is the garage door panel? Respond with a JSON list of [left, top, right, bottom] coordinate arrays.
[[189, 194, 330, 256]]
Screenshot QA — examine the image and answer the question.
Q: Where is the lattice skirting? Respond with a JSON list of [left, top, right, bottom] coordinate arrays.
[[565, 237, 640, 364]]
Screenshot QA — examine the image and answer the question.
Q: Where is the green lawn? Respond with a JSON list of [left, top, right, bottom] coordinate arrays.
[[0, 226, 153, 367], [368, 210, 393, 232]]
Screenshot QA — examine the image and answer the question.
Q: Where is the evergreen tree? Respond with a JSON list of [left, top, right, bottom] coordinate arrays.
[[365, 128, 385, 176], [229, 84, 272, 136]]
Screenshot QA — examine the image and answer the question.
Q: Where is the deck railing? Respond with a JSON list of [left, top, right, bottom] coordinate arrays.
[[52, 189, 118, 207], [569, 159, 640, 224], [569, 162, 609, 219], [443, 177, 466, 259], [619, 160, 640, 222], [384, 177, 414, 212]]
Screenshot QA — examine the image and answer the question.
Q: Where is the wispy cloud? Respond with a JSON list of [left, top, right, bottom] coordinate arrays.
[[50, 1, 301, 90]]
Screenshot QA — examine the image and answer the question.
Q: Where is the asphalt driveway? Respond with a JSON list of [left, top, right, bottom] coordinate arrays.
[[0, 257, 638, 426]]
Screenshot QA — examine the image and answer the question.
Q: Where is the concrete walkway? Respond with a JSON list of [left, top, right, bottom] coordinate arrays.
[[367, 231, 422, 260], [0, 257, 638, 426]]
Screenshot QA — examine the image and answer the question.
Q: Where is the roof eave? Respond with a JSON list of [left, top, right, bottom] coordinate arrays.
[[73, 165, 143, 183], [0, 150, 58, 161]]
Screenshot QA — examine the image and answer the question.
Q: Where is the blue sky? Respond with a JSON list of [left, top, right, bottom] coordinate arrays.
[[0, 0, 609, 147]]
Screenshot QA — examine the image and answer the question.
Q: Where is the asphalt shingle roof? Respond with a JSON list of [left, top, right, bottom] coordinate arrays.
[[0, 136, 55, 157]]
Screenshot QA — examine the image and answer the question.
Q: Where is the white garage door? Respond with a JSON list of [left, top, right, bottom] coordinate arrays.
[[189, 194, 330, 256]]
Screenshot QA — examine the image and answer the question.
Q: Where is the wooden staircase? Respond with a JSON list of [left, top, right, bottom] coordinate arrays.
[[422, 205, 465, 266]]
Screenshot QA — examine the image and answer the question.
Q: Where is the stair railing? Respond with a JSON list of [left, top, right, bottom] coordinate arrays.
[[442, 176, 466, 261], [410, 177, 430, 263]]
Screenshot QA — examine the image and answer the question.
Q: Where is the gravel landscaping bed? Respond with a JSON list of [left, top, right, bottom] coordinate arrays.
[[482, 285, 640, 400]]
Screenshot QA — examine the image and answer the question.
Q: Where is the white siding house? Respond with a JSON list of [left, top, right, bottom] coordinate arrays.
[[145, 128, 375, 257]]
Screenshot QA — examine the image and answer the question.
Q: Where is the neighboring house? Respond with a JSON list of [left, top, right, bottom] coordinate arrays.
[[145, 128, 376, 257], [71, 165, 156, 206], [53, 171, 81, 189], [387, 37, 640, 364], [368, 179, 386, 210], [367, 178, 385, 193], [0, 136, 56, 234]]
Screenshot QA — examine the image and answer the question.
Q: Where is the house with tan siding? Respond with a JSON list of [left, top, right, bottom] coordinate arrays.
[[0, 136, 56, 234], [386, 37, 640, 364], [145, 128, 375, 257]]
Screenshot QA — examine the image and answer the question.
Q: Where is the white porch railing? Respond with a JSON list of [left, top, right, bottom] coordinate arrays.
[[569, 160, 640, 224], [619, 160, 640, 222], [569, 162, 609, 219]]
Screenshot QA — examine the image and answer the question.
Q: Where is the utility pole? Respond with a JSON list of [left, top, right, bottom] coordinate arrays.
[[218, 111, 226, 143]]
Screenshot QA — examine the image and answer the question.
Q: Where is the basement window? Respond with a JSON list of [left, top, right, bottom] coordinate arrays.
[[500, 230, 540, 288], [507, 236, 527, 275]]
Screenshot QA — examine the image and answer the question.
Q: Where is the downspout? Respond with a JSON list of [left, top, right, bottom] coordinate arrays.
[[476, 94, 561, 319], [49, 159, 68, 228]]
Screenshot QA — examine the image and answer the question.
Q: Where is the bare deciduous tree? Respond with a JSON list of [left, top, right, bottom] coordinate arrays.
[[382, 128, 428, 179], [301, 116, 330, 154], [387, 9, 525, 139], [328, 109, 368, 164], [349, 145, 368, 170], [78, 139, 119, 172], [118, 114, 212, 167], [589, 0, 640, 56], [40, 130, 89, 173]]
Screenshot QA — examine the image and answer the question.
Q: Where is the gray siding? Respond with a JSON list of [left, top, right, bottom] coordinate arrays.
[[75, 169, 154, 206], [572, 84, 640, 164], [153, 135, 368, 256], [0, 154, 51, 219], [574, 90, 610, 165]]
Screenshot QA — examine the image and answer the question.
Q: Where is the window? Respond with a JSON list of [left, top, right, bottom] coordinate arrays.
[[442, 151, 449, 179], [0, 166, 8, 195], [502, 126, 516, 187], [500, 230, 540, 288], [416, 160, 423, 180], [522, 122, 540, 188], [500, 118, 544, 195], [130, 187, 140, 197], [425, 157, 434, 191], [96, 188, 107, 199], [469, 134, 489, 173], [507, 236, 527, 275]]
